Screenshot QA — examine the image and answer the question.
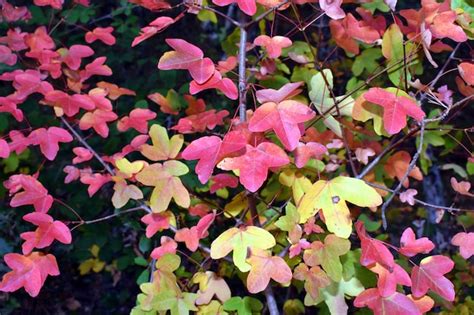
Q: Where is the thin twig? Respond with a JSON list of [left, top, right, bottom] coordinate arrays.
[[264, 285, 280, 315], [238, 16, 248, 122]]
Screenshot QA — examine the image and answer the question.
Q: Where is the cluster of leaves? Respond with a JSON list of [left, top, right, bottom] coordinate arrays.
[[0, 0, 473, 314]]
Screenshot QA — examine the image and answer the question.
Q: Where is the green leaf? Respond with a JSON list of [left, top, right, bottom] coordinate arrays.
[[223, 297, 264, 315]]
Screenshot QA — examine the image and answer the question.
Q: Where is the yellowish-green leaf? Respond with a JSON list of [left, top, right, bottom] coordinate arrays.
[[298, 176, 382, 238], [141, 124, 184, 161], [210, 226, 276, 272]]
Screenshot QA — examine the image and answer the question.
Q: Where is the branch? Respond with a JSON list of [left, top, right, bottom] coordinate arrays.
[[380, 121, 426, 229], [264, 284, 280, 315], [238, 17, 248, 122]]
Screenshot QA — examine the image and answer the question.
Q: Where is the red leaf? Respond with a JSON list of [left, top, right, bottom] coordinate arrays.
[[0, 252, 60, 297], [218, 142, 290, 192], [158, 38, 215, 84], [189, 70, 238, 100], [33, 0, 64, 9], [294, 142, 327, 168], [172, 109, 229, 134], [72, 147, 93, 164], [182, 131, 247, 184], [117, 108, 157, 133], [80, 172, 112, 197], [79, 57, 112, 82], [364, 88, 425, 134], [254, 35, 292, 59], [21, 212, 72, 255], [141, 212, 171, 238], [355, 221, 395, 270], [369, 263, 411, 297], [430, 11, 467, 43], [354, 288, 421, 315], [0, 96, 23, 121], [131, 17, 174, 47], [210, 174, 239, 193], [451, 232, 474, 259], [150, 236, 177, 260], [411, 255, 455, 301], [320, 0, 345, 20], [4, 174, 54, 213], [248, 100, 315, 151], [0, 138, 11, 158], [213, 0, 256, 16], [61, 45, 94, 70], [174, 212, 215, 251], [85, 27, 116, 46], [27, 127, 73, 161], [79, 109, 118, 138], [399, 228, 434, 257], [458, 62, 474, 86], [256, 81, 303, 104]]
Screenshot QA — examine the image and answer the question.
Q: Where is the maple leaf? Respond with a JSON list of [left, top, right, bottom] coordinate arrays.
[[96, 82, 136, 100], [329, 13, 380, 55], [0, 138, 10, 158], [117, 108, 157, 134], [458, 62, 474, 86], [298, 176, 382, 238], [303, 234, 350, 282], [309, 69, 354, 137], [182, 131, 247, 184], [246, 249, 292, 293], [293, 264, 331, 300], [399, 189, 417, 206], [148, 90, 181, 115], [72, 147, 93, 164], [369, 263, 411, 297], [172, 109, 229, 134], [450, 177, 474, 197], [59, 45, 94, 70], [28, 127, 73, 161], [248, 100, 314, 151], [140, 124, 183, 161], [363, 88, 425, 135], [210, 226, 276, 272], [0, 45, 17, 66], [79, 57, 112, 82], [451, 232, 474, 259], [256, 81, 303, 104], [399, 227, 434, 257], [305, 277, 364, 313], [411, 255, 455, 301], [354, 288, 421, 315], [0, 96, 23, 121], [85, 27, 116, 46], [279, 169, 313, 205], [141, 212, 173, 238], [154, 291, 198, 314], [384, 151, 423, 188], [254, 35, 292, 59], [210, 174, 239, 193], [132, 17, 175, 47], [135, 161, 190, 212], [0, 252, 59, 297], [294, 142, 327, 168], [111, 181, 143, 208], [320, 0, 345, 20], [355, 221, 395, 270], [80, 172, 112, 197], [4, 174, 54, 213], [192, 271, 231, 305], [150, 236, 178, 260], [21, 212, 72, 254], [218, 142, 290, 192], [223, 296, 263, 314], [189, 70, 238, 100], [158, 38, 215, 84], [33, 0, 64, 9], [430, 11, 468, 43], [79, 109, 118, 138], [174, 212, 215, 251], [217, 56, 237, 74], [213, 0, 257, 16]]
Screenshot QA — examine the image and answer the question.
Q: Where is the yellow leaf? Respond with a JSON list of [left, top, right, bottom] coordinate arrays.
[[210, 226, 276, 272], [116, 158, 145, 176], [141, 124, 184, 161], [298, 176, 382, 238]]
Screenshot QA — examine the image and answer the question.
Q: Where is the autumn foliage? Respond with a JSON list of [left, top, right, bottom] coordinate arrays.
[[0, 0, 473, 314]]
